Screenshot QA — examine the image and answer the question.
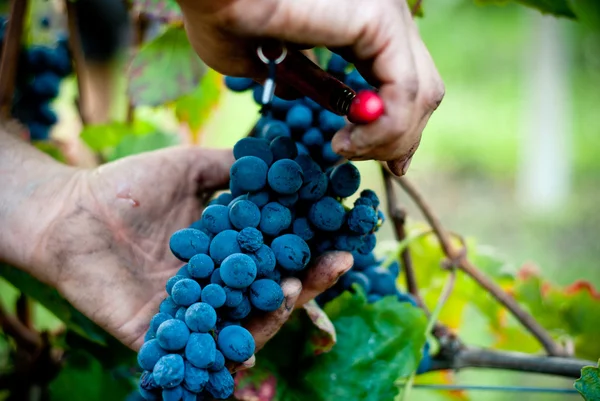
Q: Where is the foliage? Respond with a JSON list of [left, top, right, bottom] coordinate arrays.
[[235, 291, 428, 401], [575, 360, 600, 400], [130, 0, 183, 23]]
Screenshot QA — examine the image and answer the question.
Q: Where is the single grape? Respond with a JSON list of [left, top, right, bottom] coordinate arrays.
[[169, 228, 211, 261], [363, 266, 397, 296], [166, 275, 185, 295], [215, 192, 233, 206], [233, 137, 273, 166], [226, 295, 252, 320], [210, 268, 225, 286], [230, 156, 268, 193], [277, 193, 298, 208], [229, 200, 261, 229], [183, 360, 209, 393], [209, 350, 226, 371], [260, 120, 291, 142], [187, 254, 215, 279], [220, 253, 257, 289], [308, 196, 346, 231], [237, 227, 263, 252], [259, 202, 292, 236], [206, 368, 235, 400], [162, 385, 183, 401], [175, 307, 187, 321], [329, 162, 361, 198], [318, 110, 346, 134], [360, 189, 380, 208], [271, 234, 311, 272], [185, 302, 217, 332], [223, 287, 244, 308], [153, 354, 185, 388], [270, 136, 298, 161], [156, 319, 190, 351], [137, 339, 167, 371], [285, 104, 313, 131], [301, 127, 325, 147], [267, 159, 303, 195], [209, 230, 242, 264], [201, 284, 227, 309], [216, 325, 255, 363], [185, 333, 217, 369], [249, 279, 284, 312], [202, 205, 233, 234], [247, 190, 270, 208], [347, 205, 378, 234], [321, 142, 342, 165], [224, 76, 255, 92], [171, 279, 202, 306], [159, 297, 179, 317]]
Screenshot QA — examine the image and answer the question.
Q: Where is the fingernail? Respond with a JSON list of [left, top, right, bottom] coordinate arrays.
[[401, 156, 413, 175]]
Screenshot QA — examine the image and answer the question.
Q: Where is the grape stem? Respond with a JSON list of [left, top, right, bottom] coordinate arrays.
[[0, 0, 28, 119], [387, 170, 567, 357]]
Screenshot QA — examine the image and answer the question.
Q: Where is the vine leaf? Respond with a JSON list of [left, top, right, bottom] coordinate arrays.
[[474, 0, 576, 18], [574, 359, 600, 400], [130, 0, 183, 23], [108, 131, 180, 161], [246, 292, 427, 401], [174, 69, 223, 134], [568, 0, 600, 31], [302, 300, 336, 355], [0, 264, 110, 346], [128, 25, 207, 107]]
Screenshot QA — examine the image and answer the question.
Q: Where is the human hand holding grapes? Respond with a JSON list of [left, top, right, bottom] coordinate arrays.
[[28, 146, 352, 354], [176, 0, 445, 175]]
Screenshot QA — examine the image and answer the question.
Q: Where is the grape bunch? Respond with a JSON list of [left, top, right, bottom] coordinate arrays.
[[224, 53, 373, 169], [10, 22, 72, 141]]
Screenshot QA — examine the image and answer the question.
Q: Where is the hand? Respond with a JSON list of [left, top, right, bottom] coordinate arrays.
[[176, 0, 445, 175], [33, 146, 352, 352]]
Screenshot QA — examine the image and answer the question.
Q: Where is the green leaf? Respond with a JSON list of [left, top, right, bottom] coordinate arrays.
[[302, 300, 336, 355], [48, 348, 134, 401], [32, 141, 67, 163], [574, 360, 600, 400], [174, 69, 223, 133], [130, 0, 183, 23], [475, 0, 576, 18], [80, 120, 156, 153], [0, 264, 109, 346], [252, 292, 427, 401], [128, 25, 207, 107], [568, 0, 600, 30], [108, 131, 180, 161]]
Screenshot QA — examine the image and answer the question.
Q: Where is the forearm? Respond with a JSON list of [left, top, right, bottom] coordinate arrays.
[[0, 122, 80, 285]]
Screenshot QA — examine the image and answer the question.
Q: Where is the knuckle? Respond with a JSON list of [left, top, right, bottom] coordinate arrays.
[[423, 79, 445, 111], [401, 77, 420, 102]]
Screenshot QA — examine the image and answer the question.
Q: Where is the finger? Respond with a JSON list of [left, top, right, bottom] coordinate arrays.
[[229, 354, 256, 374], [295, 251, 354, 307], [181, 147, 235, 190], [243, 277, 302, 352]]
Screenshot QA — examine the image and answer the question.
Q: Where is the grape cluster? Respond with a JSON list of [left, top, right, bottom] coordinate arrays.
[[224, 54, 372, 168], [9, 21, 72, 141]]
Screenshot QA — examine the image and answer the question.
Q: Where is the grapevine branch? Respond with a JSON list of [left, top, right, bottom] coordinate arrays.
[[0, 299, 41, 352], [0, 0, 28, 119], [389, 172, 566, 357], [382, 167, 427, 311], [65, 0, 90, 125], [430, 346, 592, 378]]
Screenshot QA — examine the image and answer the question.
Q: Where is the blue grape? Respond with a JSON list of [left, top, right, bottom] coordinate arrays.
[[397, 292, 418, 307], [201, 284, 227, 309], [301, 128, 324, 147], [327, 53, 349, 74], [237, 227, 263, 252], [233, 137, 273, 166], [249, 244, 277, 276], [303, 97, 321, 111], [159, 297, 179, 317], [267, 159, 303, 195], [292, 217, 315, 241], [271, 234, 311, 272], [226, 295, 252, 320], [216, 326, 255, 363], [416, 341, 433, 374], [140, 370, 159, 391], [156, 319, 190, 351], [138, 387, 158, 401], [137, 339, 167, 371], [351, 251, 378, 270], [177, 264, 192, 278], [162, 385, 183, 401], [259, 202, 292, 236], [223, 287, 244, 308], [334, 234, 362, 251], [206, 368, 235, 399], [247, 190, 270, 208], [209, 350, 226, 371], [149, 312, 172, 335], [183, 361, 209, 393], [308, 196, 346, 231], [27, 122, 50, 141], [220, 253, 257, 289], [271, 95, 298, 112], [230, 156, 268, 192], [363, 266, 397, 296], [188, 254, 215, 279], [224, 76, 255, 92], [210, 268, 225, 286], [260, 120, 291, 141], [354, 197, 373, 207], [215, 192, 233, 206], [169, 228, 211, 261], [296, 142, 310, 155], [347, 205, 378, 235], [360, 189, 380, 208], [153, 354, 185, 388], [249, 279, 284, 312], [229, 200, 261, 229], [185, 333, 217, 369], [36, 102, 58, 125], [228, 194, 248, 208], [299, 170, 328, 201], [340, 271, 371, 293], [166, 275, 185, 295], [367, 294, 382, 303], [181, 388, 197, 401], [318, 110, 346, 134], [329, 162, 361, 198], [278, 193, 298, 208], [270, 136, 298, 162], [209, 230, 242, 264], [285, 104, 313, 131], [345, 69, 371, 91], [321, 141, 342, 164], [389, 261, 401, 278], [30, 72, 60, 98], [358, 233, 376, 254], [259, 267, 281, 283], [171, 279, 202, 306], [175, 307, 187, 321], [185, 302, 217, 332], [201, 205, 232, 234]]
